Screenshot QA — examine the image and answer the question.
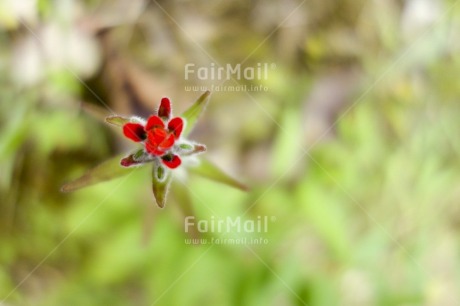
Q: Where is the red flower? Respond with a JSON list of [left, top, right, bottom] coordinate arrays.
[[121, 98, 184, 169]]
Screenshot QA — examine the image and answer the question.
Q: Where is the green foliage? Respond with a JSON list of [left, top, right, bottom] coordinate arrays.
[[189, 158, 248, 191], [60, 153, 135, 193], [181, 90, 211, 137], [105, 115, 132, 127]]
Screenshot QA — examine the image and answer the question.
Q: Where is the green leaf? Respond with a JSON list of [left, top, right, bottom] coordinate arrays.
[[152, 167, 172, 208], [170, 182, 201, 239], [189, 158, 248, 191], [61, 153, 134, 192], [105, 115, 132, 127], [180, 91, 211, 136]]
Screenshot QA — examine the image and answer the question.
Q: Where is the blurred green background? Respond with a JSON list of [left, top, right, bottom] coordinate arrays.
[[2, 0, 460, 305]]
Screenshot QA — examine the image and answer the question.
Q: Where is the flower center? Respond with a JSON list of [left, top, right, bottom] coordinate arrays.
[[148, 127, 175, 151]]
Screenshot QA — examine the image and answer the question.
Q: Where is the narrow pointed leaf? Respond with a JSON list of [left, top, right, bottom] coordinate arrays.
[[105, 115, 132, 127], [152, 167, 172, 208], [180, 91, 211, 136], [61, 153, 134, 192], [171, 182, 201, 240], [81, 101, 110, 123], [189, 158, 248, 191]]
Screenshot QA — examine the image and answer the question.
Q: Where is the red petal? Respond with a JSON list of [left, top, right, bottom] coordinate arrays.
[[158, 97, 171, 119], [148, 128, 167, 145], [123, 123, 146, 142], [162, 154, 181, 169], [168, 117, 184, 139], [145, 115, 165, 131], [159, 134, 175, 149], [145, 141, 165, 156]]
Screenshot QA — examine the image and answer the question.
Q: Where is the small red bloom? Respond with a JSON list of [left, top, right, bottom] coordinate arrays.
[[121, 97, 185, 169], [100, 91, 211, 208], [161, 154, 181, 169], [145, 115, 164, 131], [145, 126, 175, 155], [158, 97, 171, 119], [123, 123, 146, 142], [143, 115, 183, 156], [168, 117, 184, 138]]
